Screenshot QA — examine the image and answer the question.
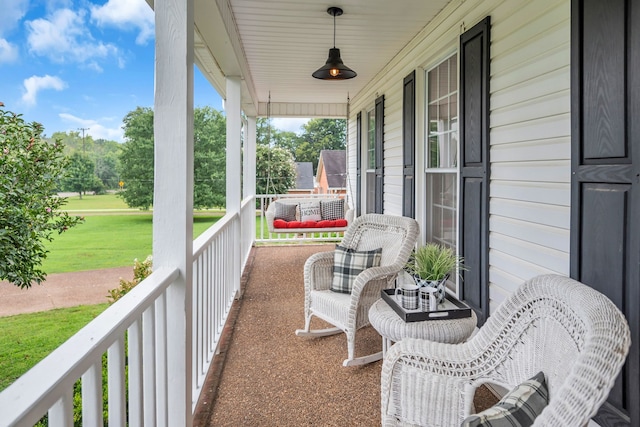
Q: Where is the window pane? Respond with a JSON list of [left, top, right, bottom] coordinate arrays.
[[426, 172, 457, 248], [425, 53, 458, 255], [367, 110, 375, 169]]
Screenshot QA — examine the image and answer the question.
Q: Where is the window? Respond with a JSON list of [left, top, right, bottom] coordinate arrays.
[[425, 54, 458, 249], [366, 107, 376, 213], [367, 108, 376, 169]]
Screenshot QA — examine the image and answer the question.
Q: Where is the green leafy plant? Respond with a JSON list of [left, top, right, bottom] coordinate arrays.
[[0, 106, 84, 288], [404, 243, 465, 282], [107, 255, 153, 304]]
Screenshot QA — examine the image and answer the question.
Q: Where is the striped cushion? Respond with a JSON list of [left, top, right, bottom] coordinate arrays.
[[462, 372, 549, 427], [320, 199, 345, 220], [331, 245, 382, 294]]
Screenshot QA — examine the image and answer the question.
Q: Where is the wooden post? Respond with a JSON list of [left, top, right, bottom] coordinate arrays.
[[153, 0, 194, 424]]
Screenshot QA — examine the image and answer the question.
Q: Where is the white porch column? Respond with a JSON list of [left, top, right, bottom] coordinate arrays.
[[243, 116, 257, 247], [153, 0, 194, 425], [244, 116, 257, 200], [226, 77, 242, 294]]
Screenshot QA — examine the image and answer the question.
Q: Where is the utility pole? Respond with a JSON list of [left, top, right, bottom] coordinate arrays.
[[78, 127, 89, 153]]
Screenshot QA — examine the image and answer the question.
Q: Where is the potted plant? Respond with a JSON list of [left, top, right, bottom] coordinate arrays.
[[404, 243, 465, 303]]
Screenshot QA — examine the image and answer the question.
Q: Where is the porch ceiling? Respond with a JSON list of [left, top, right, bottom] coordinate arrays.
[[191, 0, 452, 117]]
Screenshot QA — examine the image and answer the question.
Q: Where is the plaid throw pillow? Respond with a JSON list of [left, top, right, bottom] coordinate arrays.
[[299, 201, 322, 222], [320, 199, 345, 220], [331, 245, 382, 293], [274, 201, 297, 222], [461, 372, 549, 427]]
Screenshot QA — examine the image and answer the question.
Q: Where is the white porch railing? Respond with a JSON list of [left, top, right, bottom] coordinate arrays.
[[0, 197, 255, 426], [255, 194, 347, 243]]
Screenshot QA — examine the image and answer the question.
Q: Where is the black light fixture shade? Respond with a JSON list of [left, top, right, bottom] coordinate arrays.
[[312, 7, 357, 80]]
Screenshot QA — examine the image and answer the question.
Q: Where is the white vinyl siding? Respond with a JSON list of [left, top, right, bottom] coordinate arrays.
[[347, 0, 571, 314], [488, 0, 571, 311]]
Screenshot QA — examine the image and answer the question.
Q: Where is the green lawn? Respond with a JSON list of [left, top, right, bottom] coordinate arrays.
[[0, 304, 109, 391], [43, 214, 223, 273], [61, 193, 130, 211]]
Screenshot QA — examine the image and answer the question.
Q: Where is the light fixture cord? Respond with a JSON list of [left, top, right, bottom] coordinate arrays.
[[333, 12, 336, 48]]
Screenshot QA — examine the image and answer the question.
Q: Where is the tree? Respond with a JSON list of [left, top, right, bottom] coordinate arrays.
[[118, 107, 155, 209], [295, 118, 346, 173], [49, 132, 122, 190], [193, 106, 226, 209], [118, 106, 228, 209], [95, 151, 120, 189], [255, 145, 296, 195], [0, 106, 84, 288], [60, 152, 97, 198]]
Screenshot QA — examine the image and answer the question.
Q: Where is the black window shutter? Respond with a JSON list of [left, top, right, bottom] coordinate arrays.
[[571, 0, 639, 424], [375, 95, 385, 214], [356, 112, 362, 217], [459, 17, 490, 326], [403, 71, 416, 218]]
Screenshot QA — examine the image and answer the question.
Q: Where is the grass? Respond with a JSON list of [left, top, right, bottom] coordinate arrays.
[[61, 193, 130, 211], [42, 214, 223, 273], [0, 304, 109, 392]]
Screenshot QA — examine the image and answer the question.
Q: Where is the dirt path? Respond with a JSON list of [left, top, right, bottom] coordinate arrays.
[[0, 267, 133, 317]]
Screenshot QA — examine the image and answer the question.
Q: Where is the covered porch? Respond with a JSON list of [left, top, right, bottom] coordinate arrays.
[[190, 244, 497, 426], [0, 0, 637, 425]]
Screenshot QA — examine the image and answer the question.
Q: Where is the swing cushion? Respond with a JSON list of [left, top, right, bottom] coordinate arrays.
[[273, 219, 348, 229], [320, 199, 345, 220], [299, 201, 322, 222], [273, 201, 298, 222]]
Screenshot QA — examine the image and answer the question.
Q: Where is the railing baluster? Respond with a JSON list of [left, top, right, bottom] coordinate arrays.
[[48, 388, 73, 427], [108, 336, 126, 427], [142, 305, 157, 426], [128, 319, 143, 427], [155, 294, 168, 427], [82, 361, 103, 426]]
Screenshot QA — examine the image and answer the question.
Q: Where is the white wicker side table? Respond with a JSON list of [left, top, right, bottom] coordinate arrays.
[[368, 297, 477, 356]]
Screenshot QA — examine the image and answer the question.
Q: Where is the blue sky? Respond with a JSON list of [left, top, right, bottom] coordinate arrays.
[[0, 0, 307, 142]]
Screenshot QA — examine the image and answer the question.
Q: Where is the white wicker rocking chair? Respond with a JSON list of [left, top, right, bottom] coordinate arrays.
[[295, 213, 419, 367], [381, 274, 631, 426]]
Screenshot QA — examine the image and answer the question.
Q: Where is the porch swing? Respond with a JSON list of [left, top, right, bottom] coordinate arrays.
[[265, 94, 353, 235]]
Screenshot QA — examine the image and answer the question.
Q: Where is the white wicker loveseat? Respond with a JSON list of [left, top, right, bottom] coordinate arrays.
[[381, 274, 631, 426], [266, 197, 354, 234]]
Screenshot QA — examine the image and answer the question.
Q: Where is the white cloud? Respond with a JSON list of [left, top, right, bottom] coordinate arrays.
[[0, 0, 28, 36], [22, 75, 67, 106], [0, 38, 18, 63], [271, 118, 310, 134], [91, 0, 154, 45], [26, 8, 120, 66], [59, 112, 124, 142]]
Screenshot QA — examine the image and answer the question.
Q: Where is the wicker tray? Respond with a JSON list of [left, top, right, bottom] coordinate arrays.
[[381, 289, 472, 322]]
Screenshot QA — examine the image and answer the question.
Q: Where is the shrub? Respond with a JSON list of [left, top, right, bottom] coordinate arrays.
[[107, 255, 153, 304], [0, 106, 84, 288]]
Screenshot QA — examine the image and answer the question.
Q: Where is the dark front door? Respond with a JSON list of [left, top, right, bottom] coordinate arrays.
[[571, 0, 640, 424]]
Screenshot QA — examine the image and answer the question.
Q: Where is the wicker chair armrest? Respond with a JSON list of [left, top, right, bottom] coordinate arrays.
[[350, 265, 400, 297], [381, 338, 479, 427], [303, 251, 335, 292]]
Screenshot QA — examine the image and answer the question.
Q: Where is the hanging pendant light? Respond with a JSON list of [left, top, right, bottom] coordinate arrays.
[[312, 7, 357, 80]]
